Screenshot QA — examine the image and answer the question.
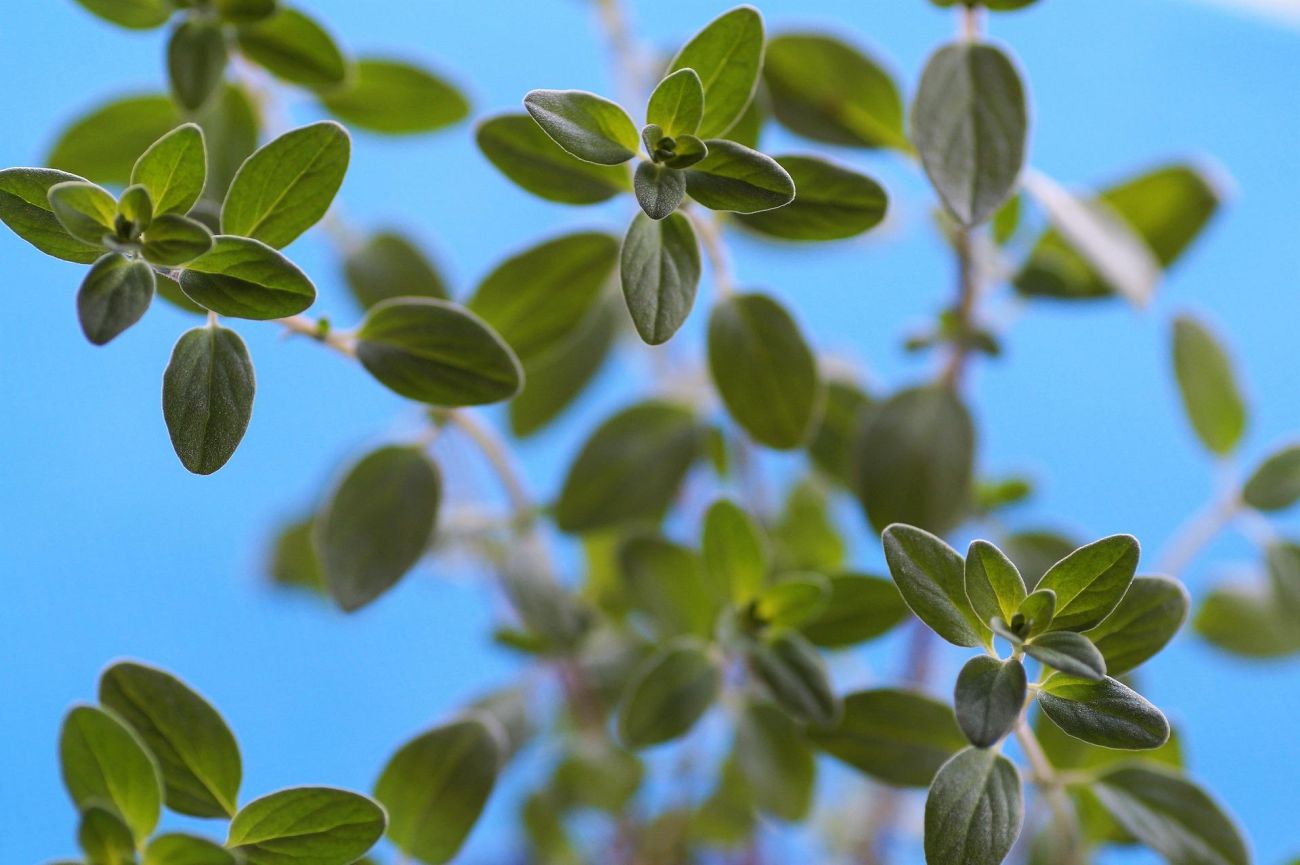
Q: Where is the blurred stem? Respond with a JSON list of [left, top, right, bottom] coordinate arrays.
[[594, 0, 642, 106], [442, 408, 537, 531], [940, 225, 979, 390], [688, 207, 737, 298], [1155, 487, 1242, 577], [1015, 722, 1084, 865]]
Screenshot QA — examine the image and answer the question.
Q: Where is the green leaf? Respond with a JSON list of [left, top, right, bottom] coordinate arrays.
[[924, 747, 1024, 865], [196, 84, 261, 201], [1024, 631, 1107, 680], [734, 702, 815, 821], [344, 231, 448, 309], [144, 834, 238, 865], [555, 400, 703, 533], [162, 324, 255, 475], [746, 631, 839, 726], [808, 688, 966, 787], [853, 386, 975, 536], [1015, 164, 1221, 300], [619, 536, 722, 639], [620, 211, 701, 345], [702, 499, 769, 605], [142, 213, 215, 267], [684, 140, 795, 213], [762, 33, 906, 149], [1193, 584, 1300, 657], [179, 235, 316, 319], [618, 638, 721, 748], [169, 19, 228, 111], [912, 41, 1028, 226], [236, 7, 349, 89], [1004, 530, 1078, 589], [60, 705, 163, 841], [1172, 315, 1247, 456], [77, 253, 156, 346], [633, 161, 687, 220], [468, 231, 618, 362], [48, 95, 180, 187], [315, 445, 440, 612], [509, 299, 619, 438], [1037, 535, 1140, 632], [374, 717, 501, 865], [156, 271, 207, 315], [1092, 765, 1249, 865], [735, 155, 887, 241], [551, 741, 643, 813], [0, 168, 103, 263], [131, 124, 208, 216], [268, 516, 324, 596], [1084, 575, 1189, 675], [1267, 540, 1300, 614], [1242, 444, 1300, 511], [322, 58, 469, 135], [954, 656, 1026, 749], [476, 114, 630, 205], [668, 6, 765, 139], [646, 68, 704, 138], [78, 806, 135, 865], [753, 573, 830, 629], [771, 478, 846, 573], [808, 378, 872, 483], [215, 0, 277, 22], [221, 121, 350, 248], [355, 298, 523, 406], [47, 181, 116, 245], [99, 661, 242, 818], [708, 292, 820, 449], [523, 90, 639, 165], [965, 540, 1027, 626], [1016, 588, 1057, 638], [116, 184, 153, 237], [801, 573, 908, 648], [882, 524, 990, 648], [228, 787, 386, 865], [73, 0, 171, 29], [1037, 674, 1169, 750]]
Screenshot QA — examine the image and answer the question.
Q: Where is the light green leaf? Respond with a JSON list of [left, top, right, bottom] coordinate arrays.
[[0, 168, 103, 263], [746, 631, 840, 726], [316, 445, 441, 612], [1084, 575, 1189, 675], [801, 573, 908, 648], [1037, 535, 1139, 632], [355, 298, 523, 406], [753, 573, 830, 629], [116, 184, 153, 237], [374, 717, 501, 865], [322, 58, 469, 135], [77, 253, 156, 346], [1242, 444, 1300, 511], [73, 0, 171, 29], [524, 90, 639, 165], [620, 211, 701, 345], [763, 32, 906, 150], [808, 688, 966, 787], [633, 161, 687, 220], [144, 834, 238, 865], [476, 113, 630, 205], [702, 499, 769, 605], [618, 638, 721, 748], [221, 121, 350, 248], [267, 516, 324, 596], [1037, 674, 1169, 750], [99, 661, 242, 818], [344, 231, 448, 309], [48, 95, 180, 187], [734, 702, 815, 821], [1024, 631, 1107, 680], [1004, 530, 1078, 589], [647, 68, 704, 138], [684, 140, 795, 213], [60, 705, 163, 841], [736, 155, 887, 240], [954, 656, 1026, 749], [965, 540, 1027, 625], [78, 806, 135, 865], [619, 535, 722, 639], [912, 41, 1028, 226], [1016, 588, 1057, 639], [47, 181, 116, 245], [551, 740, 643, 813], [162, 324, 255, 475], [924, 747, 1023, 865], [882, 524, 990, 648], [236, 7, 349, 89], [142, 213, 214, 267], [169, 19, 228, 111], [771, 478, 846, 573], [132, 124, 208, 216], [1172, 315, 1247, 456], [1194, 584, 1300, 657], [228, 787, 386, 865], [179, 235, 316, 319], [668, 6, 765, 139]]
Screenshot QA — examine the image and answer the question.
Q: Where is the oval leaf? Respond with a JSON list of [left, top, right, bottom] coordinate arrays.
[[523, 90, 639, 165], [235, 8, 349, 89], [1172, 315, 1246, 456], [1023, 631, 1107, 680], [344, 231, 449, 309], [1084, 575, 1189, 675], [618, 638, 722, 749], [684, 140, 795, 214], [322, 58, 469, 135], [924, 747, 1024, 865], [476, 114, 629, 205], [736, 155, 887, 240], [1037, 534, 1140, 632], [620, 211, 701, 345], [61, 705, 163, 842], [668, 6, 765, 139], [77, 253, 156, 346], [954, 656, 1026, 748], [801, 573, 909, 648], [162, 324, 255, 475], [882, 524, 990, 648], [0, 167, 103, 263], [1037, 674, 1170, 750], [1242, 444, 1300, 512], [746, 631, 840, 726], [227, 787, 386, 865], [179, 235, 316, 319], [130, 123, 208, 216]]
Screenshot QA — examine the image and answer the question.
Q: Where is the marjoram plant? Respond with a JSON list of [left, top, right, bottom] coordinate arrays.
[[5, 1, 1296, 864]]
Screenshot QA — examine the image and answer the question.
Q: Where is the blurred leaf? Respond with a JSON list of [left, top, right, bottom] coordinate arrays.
[[344, 231, 447, 309], [754, 573, 830, 630], [73, 0, 171, 29], [1242, 444, 1300, 511], [268, 516, 324, 595], [552, 741, 642, 813], [1194, 584, 1300, 657], [476, 114, 630, 204], [48, 95, 180, 186], [195, 84, 260, 201], [734, 701, 815, 821], [618, 638, 721, 749], [801, 572, 908, 648], [78, 806, 135, 865], [509, 299, 619, 438], [619, 535, 722, 639], [746, 631, 839, 726], [1003, 529, 1077, 589], [236, 7, 349, 89], [143, 834, 237, 865], [1172, 315, 1247, 456], [809, 688, 966, 787], [771, 478, 845, 572], [702, 499, 769, 605], [808, 378, 873, 484], [1084, 575, 1189, 675], [323, 58, 469, 135], [168, 19, 228, 111], [736, 155, 887, 241]]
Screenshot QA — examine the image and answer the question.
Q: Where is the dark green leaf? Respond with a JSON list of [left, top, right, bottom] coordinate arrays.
[[668, 6, 765, 139], [344, 231, 448, 309], [736, 155, 887, 240], [1266, 541, 1300, 614], [808, 378, 873, 483], [1172, 315, 1246, 456], [965, 540, 1028, 626], [801, 573, 908, 648], [763, 32, 906, 149], [509, 299, 619, 437], [155, 271, 207, 315], [618, 638, 721, 748], [48, 95, 180, 187], [374, 716, 501, 865], [99, 661, 242, 818], [162, 324, 255, 475], [131, 124, 208, 216], [912, 42, 1028, 226], [1038, 535, 1139, 632], [316, 445, 440, 612], [142, 213, 214, 266], [633, 161, 687, 220], [1084, 575, 1189, 675], [882, 524, 990, 648], [808, 688, 966, 787], [734, 702, 814, 821], [702, 498, 769, 605], [1037, 674, 1169, 750], [620, 211, 700, 345], [476, 113, 630, 205], [355, 298, 522, 406], [79, 806, 135, 865], [221, 121, 350, 248], [60, 705, 163, 841], [1024, 631, 1106, 680], [47, 181, 115, 245], [179, 235, 316, 318], [169, 19, 228, 111], [236, 7, 349, 89], [216, 0, 277, 23], [708, 292, 821, 449], [954, 656, 1026, 748], [647, 68, 704, 138], [0, 167, 103, 262], [523, 90, 639, 165], [746, 631, 839, 726], [144, 834, 238, 865], [322, 58, 470, 135], [227, 787, 386, 865], [73, 0, 171, 29], [1243, 444, 1300, 511], [924, 747, 1023, 865], [552, 741, 643, 813], [684, 140, 795, 213], [77, 253, 156, 345]]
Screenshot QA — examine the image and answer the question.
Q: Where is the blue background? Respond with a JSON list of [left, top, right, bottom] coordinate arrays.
[[2, 0, 1298, 862]]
